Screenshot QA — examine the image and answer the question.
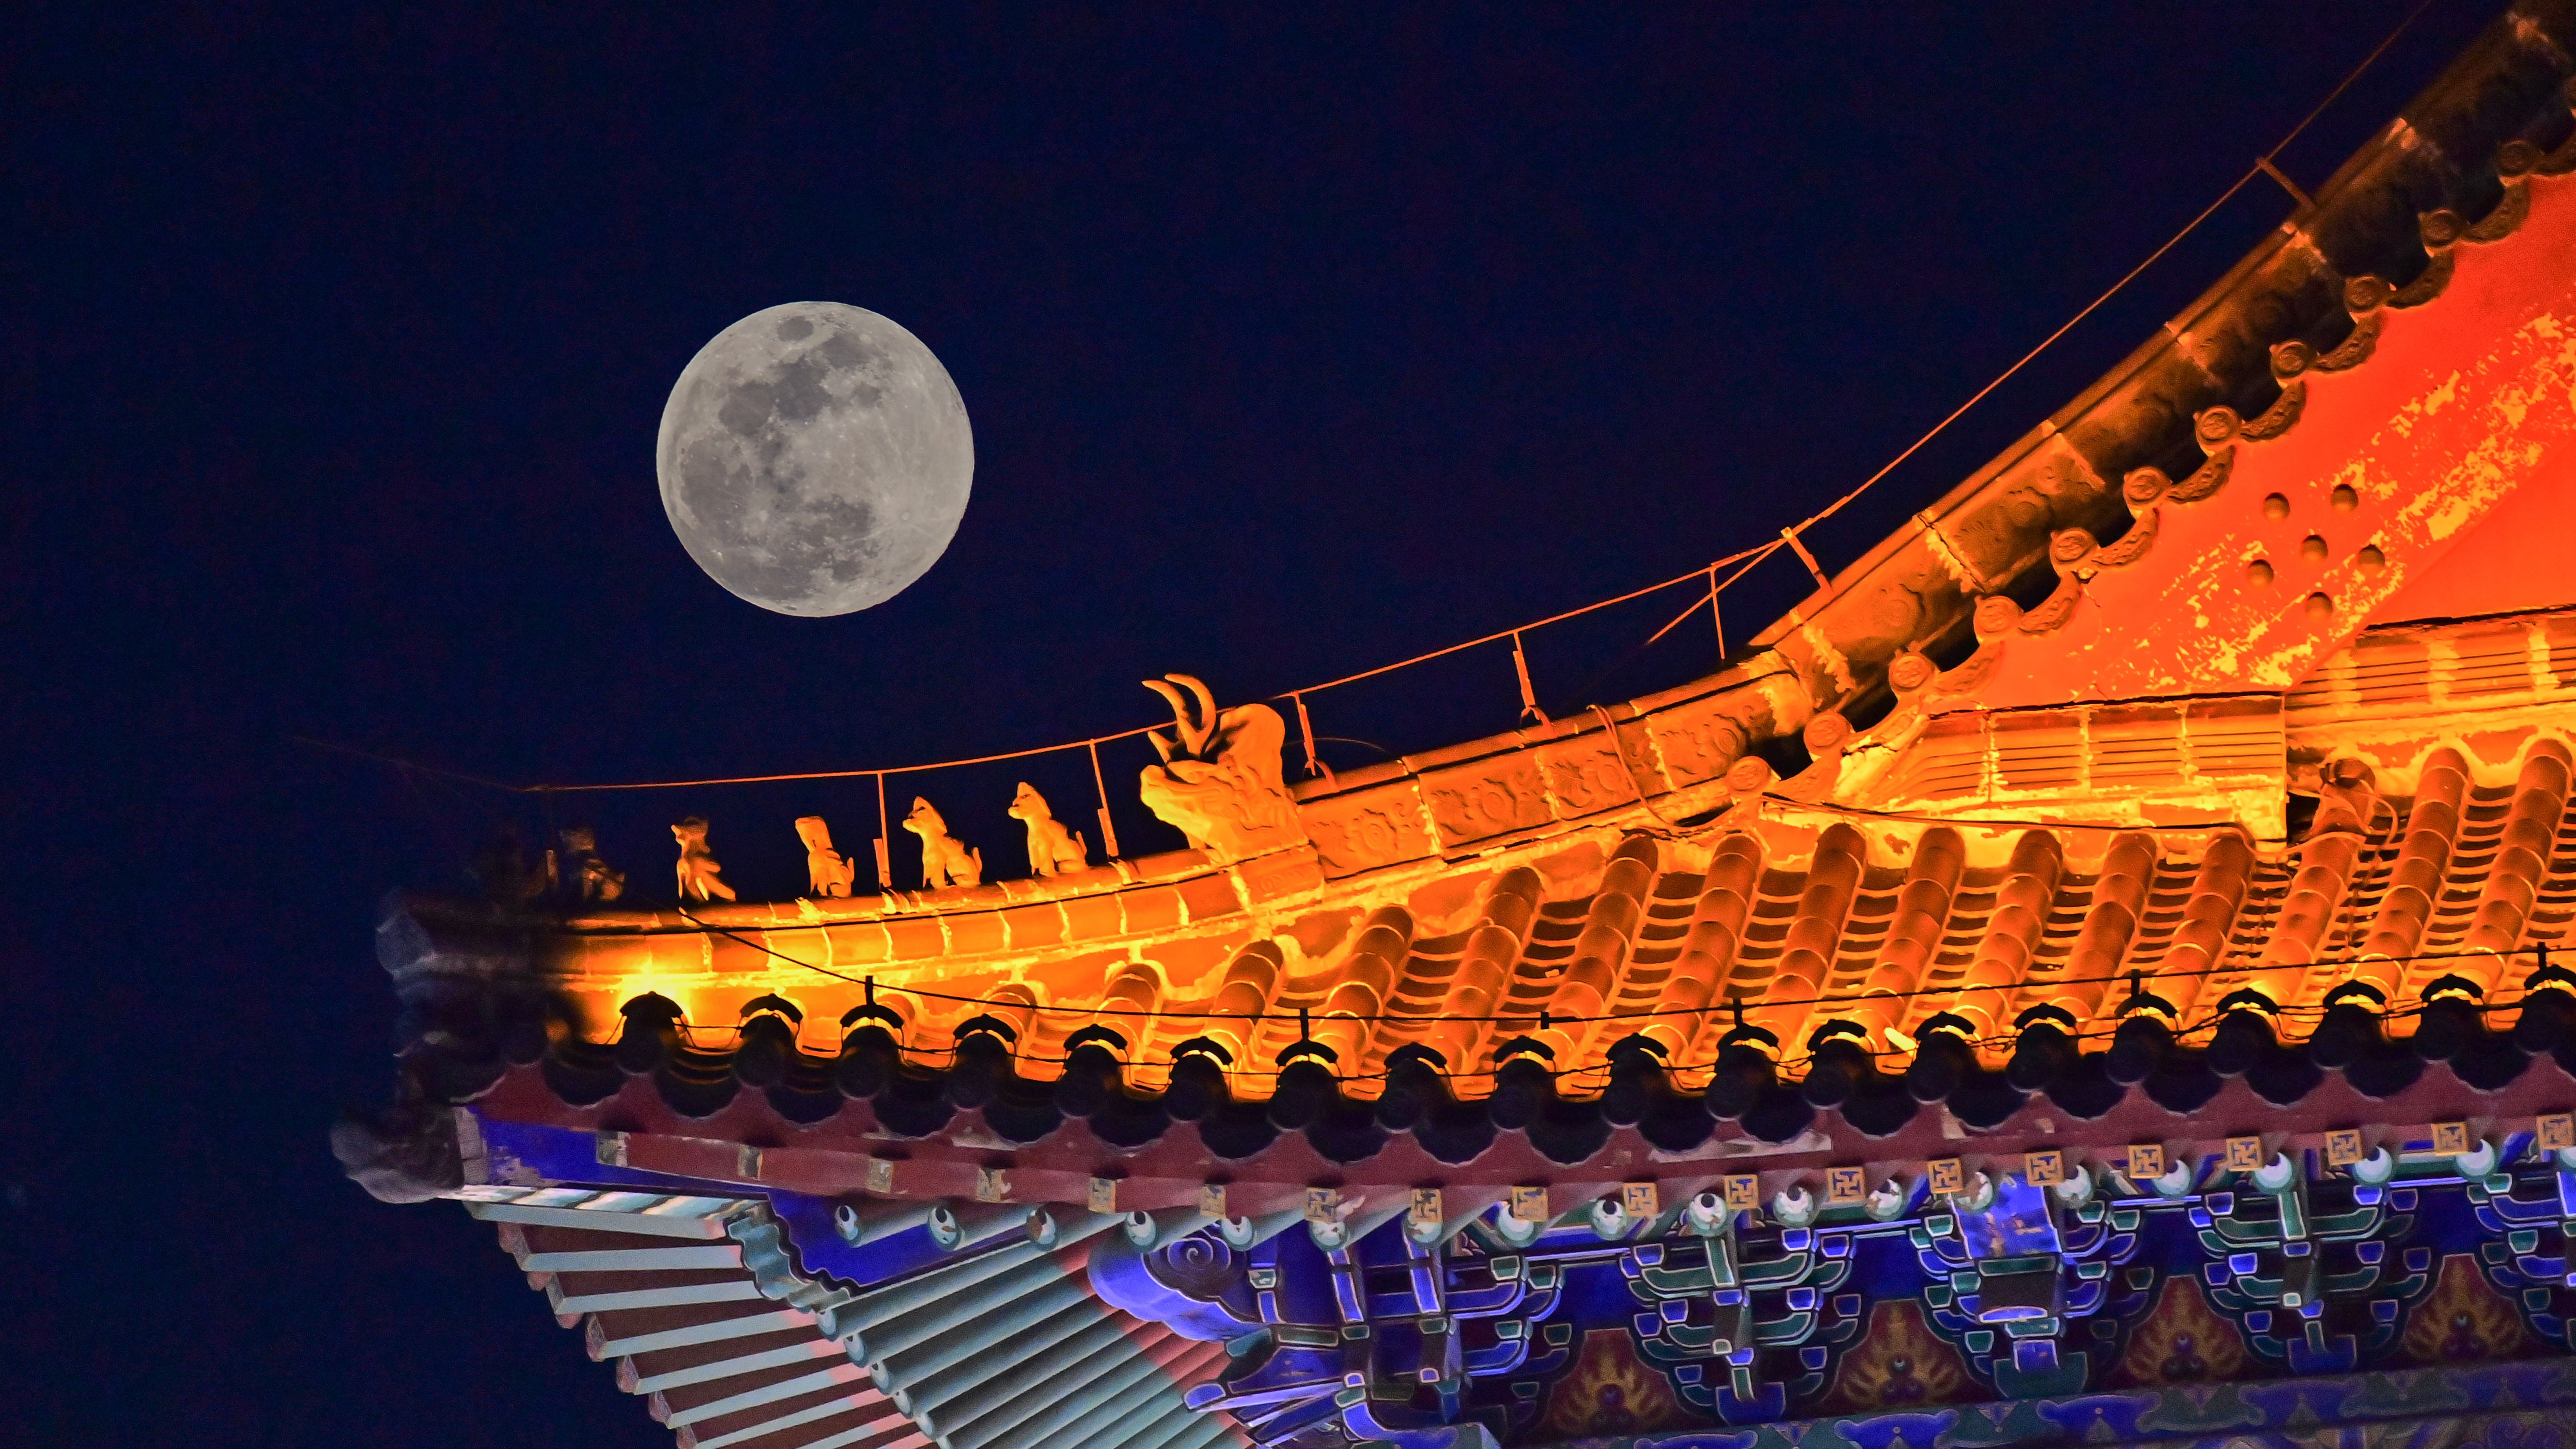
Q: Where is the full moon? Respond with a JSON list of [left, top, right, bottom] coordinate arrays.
[[656, 302, 973, 617]]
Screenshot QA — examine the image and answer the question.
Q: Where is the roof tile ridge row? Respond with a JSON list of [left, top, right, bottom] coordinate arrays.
[[1297, 52, 2576, 867], [1737, 80, 2576, 805], [1725, 37, 2576, 764], [2001, 120, 2567, 641]]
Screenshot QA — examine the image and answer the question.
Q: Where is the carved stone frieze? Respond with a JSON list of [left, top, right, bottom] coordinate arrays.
[[1534, 723, 1660, 821], [1303, 779, 1436, 878], [1421, 753, 1551, 850], [1642, 695, 1750, 789]]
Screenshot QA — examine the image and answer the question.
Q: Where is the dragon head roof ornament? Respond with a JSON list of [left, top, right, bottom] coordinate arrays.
[[1138, 673, 1307, 862]]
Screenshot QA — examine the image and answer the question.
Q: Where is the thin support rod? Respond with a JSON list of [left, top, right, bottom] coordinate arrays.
[[873, 771, 892, 889], [1088, 738, 1121, 861], [1511, 632, 1548, 726], [1708, 564, 1726, 660], [1291, 692, 1332, 785], [2254, 155, 2313, 211], [1780, 526, 1832, 589]]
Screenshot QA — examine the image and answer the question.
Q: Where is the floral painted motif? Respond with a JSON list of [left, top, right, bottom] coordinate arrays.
[[2109, 1274, 2246, 1388], [1818, 1301, 1976, 1413], [1544, 1328, 1705, 1439], [2404, 1252, 2534, 1366]]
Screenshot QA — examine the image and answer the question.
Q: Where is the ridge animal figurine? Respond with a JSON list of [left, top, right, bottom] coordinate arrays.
[[556, 824, 625, 904], [1138, 673, 1303, 862], [1008, 781, 1090, 877], [671, 816, 737, 902], [903, 797, 983, 889], [794, 815, 858, 898]]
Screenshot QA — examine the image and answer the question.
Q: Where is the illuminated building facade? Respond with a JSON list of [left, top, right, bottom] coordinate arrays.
[[341, 8, 2576, 1447]]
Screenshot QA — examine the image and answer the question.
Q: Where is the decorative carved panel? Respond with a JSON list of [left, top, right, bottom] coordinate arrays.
[[1421, 754, 1551, 849], [1302, 780, 1436, 879], [1641, 696, 1747, 789]]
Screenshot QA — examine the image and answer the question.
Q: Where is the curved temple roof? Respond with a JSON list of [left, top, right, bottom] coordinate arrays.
[[390, 40, 2576, 1120], [353, 9, 2576, 1449]]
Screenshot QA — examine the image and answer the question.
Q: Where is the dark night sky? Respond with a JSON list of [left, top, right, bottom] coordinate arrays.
[[6, 3, 2495, 1440]]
